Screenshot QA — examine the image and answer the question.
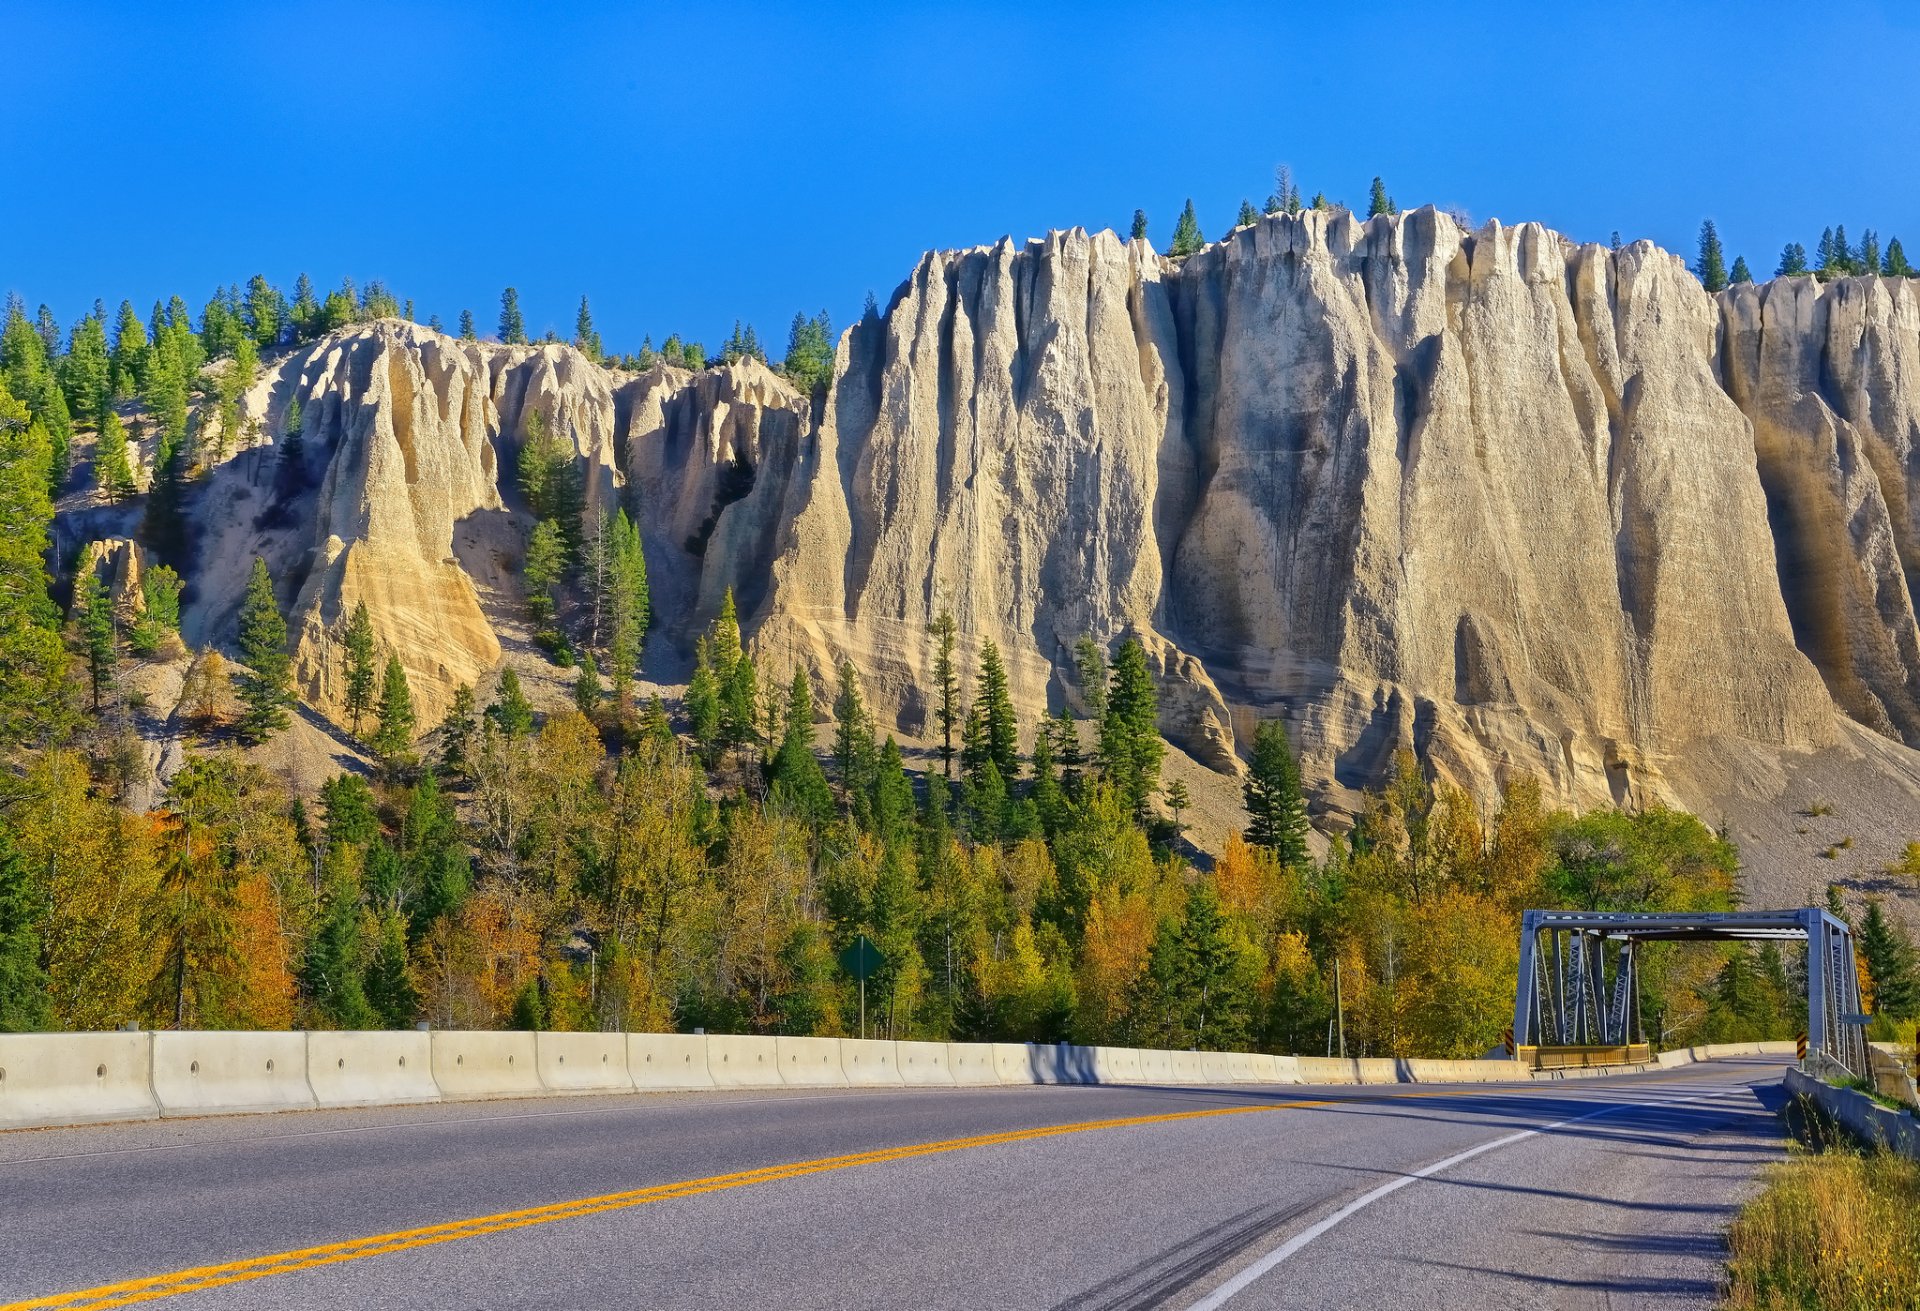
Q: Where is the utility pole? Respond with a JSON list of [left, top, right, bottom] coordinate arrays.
[[1334, 957, 1346, 1059]]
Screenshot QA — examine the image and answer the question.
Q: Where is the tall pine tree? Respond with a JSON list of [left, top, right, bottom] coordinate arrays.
[[1696, 219, 1728, 293], [1244, 718, 1309, 867], [236, 556, 292, 742]]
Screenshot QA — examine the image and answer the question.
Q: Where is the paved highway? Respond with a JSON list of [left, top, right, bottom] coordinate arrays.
[[3, 1058, 1786, 1309]]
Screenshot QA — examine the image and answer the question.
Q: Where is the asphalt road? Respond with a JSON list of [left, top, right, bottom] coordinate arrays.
[[2, 1058, 1788, 1310]]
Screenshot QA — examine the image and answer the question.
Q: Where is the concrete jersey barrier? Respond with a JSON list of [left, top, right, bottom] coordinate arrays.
[[152, 1031, 315, 1116], [945, 1042, 1005, 1086], [840, 1039, 904, 1086], [535, 1032, 634, 1093], [707, 1035, 784, 1088], [431, 1031, 543, 1099], [0, 1028, 1804, 1133], [776, 1036, 849, 1088], [307, 1031, 437, 1107], [0, 1032, 157, 1129], [896, 1040, 956, 1086], [628, 1034, 712, 1089]]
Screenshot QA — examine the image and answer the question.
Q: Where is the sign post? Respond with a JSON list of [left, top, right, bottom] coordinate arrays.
[[839, 935, 884, 1040]]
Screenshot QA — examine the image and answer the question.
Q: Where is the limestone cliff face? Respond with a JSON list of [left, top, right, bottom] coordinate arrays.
[[745, 211, 1850, 811], [192, 213, 1920, 824], [1720, 275, 1920, 747]]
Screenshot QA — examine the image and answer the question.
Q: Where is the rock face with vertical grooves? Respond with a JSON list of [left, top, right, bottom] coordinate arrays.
[[174, 211, 1920, 834]]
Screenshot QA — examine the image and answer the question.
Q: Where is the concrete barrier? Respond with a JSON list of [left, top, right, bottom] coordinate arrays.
[[706, 1034, 784, 1088], [0, 1032, 157, 1128], [945, 1042, 1005, 1086], [1089, 1047, 1144, 1085], [896, 1040, 956, 1086], [1226, 1052, 1269, 1083], [1404, 1058, 1529, 1084], [535, 1032, 633, 1093], [989, 1042, 1036, 1085], [776, 1036, 849, 1088], [1199, 1050, 1235, 1084], [1785, 1066, 1920, 1157], [153, 1031, 314, 1116], [430, 1031, 543, 1100], [1166, 1050, 1208, 1084], [1294, 1057, 1360, 1085], [1025, 1043, 1094, 1084], [1266, 1055, 1302, 1084], [306, 1031, 437, 1107], [628, 1034, 712, 1089], [840, 1038, 904, 1086], [1135, 1047, 1175, 1084]]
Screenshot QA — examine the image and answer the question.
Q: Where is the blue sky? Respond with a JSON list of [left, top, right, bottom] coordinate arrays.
[[5, 0, 1916, 355]]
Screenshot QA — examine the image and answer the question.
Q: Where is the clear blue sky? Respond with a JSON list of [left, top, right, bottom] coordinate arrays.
[[5, 0, 1916, 355]]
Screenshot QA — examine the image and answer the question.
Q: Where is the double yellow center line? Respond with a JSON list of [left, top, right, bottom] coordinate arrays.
[[6, 1087, 1530, 1309]]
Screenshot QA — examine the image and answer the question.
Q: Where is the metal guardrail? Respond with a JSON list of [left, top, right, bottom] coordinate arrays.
[[1518, 1044, 1652, 1070]]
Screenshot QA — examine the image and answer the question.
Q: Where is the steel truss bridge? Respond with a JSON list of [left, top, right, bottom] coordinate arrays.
[[1511, 908, 1868, 1076]]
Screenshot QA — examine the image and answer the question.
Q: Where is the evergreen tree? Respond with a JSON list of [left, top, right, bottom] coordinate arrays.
[[364, 910, 419, 1027], [488, 668, 534, 738], [1696, 219, 1728, 293], [606, 509, 649, 675], [770, 667, 833, 824], [1130, 209, 1148, 241], [523, 518, 567, 627], [1729, 255, 1753, 285], [0, 828, 52, 1032], [517, 410, 585, 548], [439, 684, 477, 772], [341, 601, 378, 737], [978, 639, 1019, 782], [574, 296, 602, 362], [72, 570, 117, 711], [1777, 242, 1810, 276], [1367, 176, 1396, 218], [1816, 227, 1837, 271], [686, 638, 722, 757], [1170, 199, 1204, 257], [1166, 777, 1192, 840], [290, 274, 320, 341], [781, 310, 834, 394], [1886, 237, 1915, 278], [109, 300, 148, 398], [0, 377, 72, 749], [304, 879, 375, 1029], [244, 275, 286, 349], [723, 652, 759, 755], [459, 309, 476, 340], [276, 394, 307, 497], [931, 610, 959, 777], [1236, 198, 1259, 227], [1861, 230, 1882, 274], [372, 654, 416, 764], [833, 660, 876, 808], [498, 287, 527, 344], [62, 312, 110, 425], [573, 648, 601, 718], [1073, 634, 1109, 723], [1138, 883, 1253, 1049], [1099, 637, 1161, 818], [235, 557, 292, 742], [1243, 718, 1309, 866], [1860, 900, 1920, 1018], [130, 564, 182, 656], [93, 410, 136, 503]]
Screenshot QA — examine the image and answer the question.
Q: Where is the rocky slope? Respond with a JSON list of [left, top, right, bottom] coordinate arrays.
[[109, 208, 1920, 871]]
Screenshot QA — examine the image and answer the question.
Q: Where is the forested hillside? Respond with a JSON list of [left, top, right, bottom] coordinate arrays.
[[2, 250, 1916, 1055]]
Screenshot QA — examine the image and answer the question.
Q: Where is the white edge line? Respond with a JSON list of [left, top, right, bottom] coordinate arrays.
[[1186, 1084, 1757, 1310]]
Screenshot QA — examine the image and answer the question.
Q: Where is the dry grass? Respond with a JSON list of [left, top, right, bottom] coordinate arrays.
[[1725, 1130, 1920, 1309]]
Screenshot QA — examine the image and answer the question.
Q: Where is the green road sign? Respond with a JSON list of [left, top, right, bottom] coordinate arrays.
[[839, 935, 884, 982]]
